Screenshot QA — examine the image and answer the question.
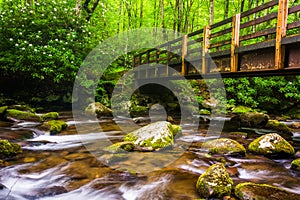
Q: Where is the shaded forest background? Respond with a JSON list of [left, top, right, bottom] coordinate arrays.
[[1, 0, 300, 113]]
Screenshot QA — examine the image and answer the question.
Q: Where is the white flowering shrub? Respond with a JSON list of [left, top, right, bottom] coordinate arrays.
[[0, 0, 91, 84]]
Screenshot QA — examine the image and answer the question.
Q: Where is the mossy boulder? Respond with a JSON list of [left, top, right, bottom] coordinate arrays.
[[8, 104, 35, 113], [231, 106, 253, 114], [196, 163, 233, 198], [0, 106, 8, 116], [235, 182, 300, 200], [291, 158, 300, 171], [0, 140, 22, 159], [40, 120, 67, 135], [42, 112, 59, 121], [265, 120, 292, 135], [104, 141, 135, 153], [231, 112, 269, 128], [199, 109, 211, 115], [129, 105, 148, 116], [248, 133, 295, 156], [85, 102, 112, 117], [5, 109, 42, 122], [201, 138, 246, 156], [123, 121, 181, 150]]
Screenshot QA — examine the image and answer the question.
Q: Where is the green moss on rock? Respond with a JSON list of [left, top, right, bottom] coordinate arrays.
[[40, 120, 67, 135], [200, 109, 211, 115], [291, 158, 300, 171], [201, 138, 246, 156], [0, 106, 8, 116], [0, 140, 22, 159], [231, 106, 253, 114], [235, 182, 300, 200], [248, 133, 295, 156], [123, 121, 181, 150], [265, 120, 291, 134], [5, 109, 42, 122], [85, 102, 112, 117], [42, 112, 59, 121], [104, 141, 135, 153], [196, 163, 233, 198]]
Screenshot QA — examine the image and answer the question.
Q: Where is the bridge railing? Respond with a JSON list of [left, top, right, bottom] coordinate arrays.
[[132, 0, 300, 79]]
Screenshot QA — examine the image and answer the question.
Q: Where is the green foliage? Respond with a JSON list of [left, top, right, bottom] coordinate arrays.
[[0, 0, 91, 84], [223, 76, 300, 112]]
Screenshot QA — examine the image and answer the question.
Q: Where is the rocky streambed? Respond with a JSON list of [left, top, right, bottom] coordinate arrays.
[[0, 104, 300, 199]]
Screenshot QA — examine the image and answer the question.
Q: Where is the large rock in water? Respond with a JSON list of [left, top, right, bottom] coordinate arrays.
[[231, 112, 269, 128], [235, 182, 300, 200], [0, 140, 22, 159], [85, 102, 112, 117], [123, 121, 181, 150], [39, 120, 67, 135], [5, 109, 42, 122], [201, 138, 246, 156], [196, 163, 233, 198], [248, 133, 295, 156], [291, 158, 300, 171]]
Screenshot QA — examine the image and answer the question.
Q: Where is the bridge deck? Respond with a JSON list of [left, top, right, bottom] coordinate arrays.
[[132, 0, 300, 79]]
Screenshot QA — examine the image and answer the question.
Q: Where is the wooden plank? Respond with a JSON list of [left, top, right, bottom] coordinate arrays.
[[281, 34, 300, 45], [210, 27, 232, 38], [240, 12, 278, 29], [210, 18, 232, 29], [202, 26, 210, 74], [188, 29, 204, 37], [241, 0, 279, 18], [240, 27, 276, 41], [231, 14, 241, 72], [288, 4, 300, 14], [210, 49, 231, 58], [275, 0, 289, 69], [287, 21, 300, 30], [181, 35, 188, 76], [210, 39, 232, 49], [236, 40, 276, 53]]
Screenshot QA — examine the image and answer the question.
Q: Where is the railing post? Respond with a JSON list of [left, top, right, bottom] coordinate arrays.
[[231, 13, 241, 72], [166, 42, 170, 77], [275, 0, 289, 69], [202, 26, 210, 74], [181, 35, 188, 76]]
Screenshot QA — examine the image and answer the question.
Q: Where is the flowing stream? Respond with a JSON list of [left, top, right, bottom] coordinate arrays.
[[0, 112, 300, 199]]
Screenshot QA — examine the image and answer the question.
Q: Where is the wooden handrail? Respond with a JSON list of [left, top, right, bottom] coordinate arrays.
[[132, 0, 300, 78]]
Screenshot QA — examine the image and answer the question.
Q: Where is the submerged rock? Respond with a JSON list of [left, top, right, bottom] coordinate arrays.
[[235, 182, 300, 200], [0, 139, 22, 159], [40, 120, 67, 135], [265, 120, 292, 135], [123, 121, 181, 150], [85, 102, 112, 117], [42, 112, 59, 121], [291, 158, 300, 171], [196, 163, 233, 198], [231, 106, 253, 114], [0, 106, 8, 117], [104, 141, 135, 153], [248, 133, 295, 156], [5, 109, 42, 122], [231, 112, 269, 128], [201, 138, 246, 156]]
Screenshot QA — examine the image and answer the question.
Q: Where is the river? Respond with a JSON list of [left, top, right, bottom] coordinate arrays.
[[0, 112, 300, 199]]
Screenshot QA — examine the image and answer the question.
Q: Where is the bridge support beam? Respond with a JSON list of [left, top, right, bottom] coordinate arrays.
[[202, 26, 210, 74], [275, 0, 289, 69], [231, 14, 240, 72], [181, 35, 188, 76]]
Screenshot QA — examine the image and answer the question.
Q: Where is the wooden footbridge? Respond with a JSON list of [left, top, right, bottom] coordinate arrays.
[[132, 0, 300, 79]]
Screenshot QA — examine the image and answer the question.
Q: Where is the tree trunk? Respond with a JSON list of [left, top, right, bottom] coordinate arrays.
[[140, 0, 143, 27], [224, 0, 229, 19], [160, 0, 165, 28], [75, 0, 81, 15], [209, 0, 214, 25]]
